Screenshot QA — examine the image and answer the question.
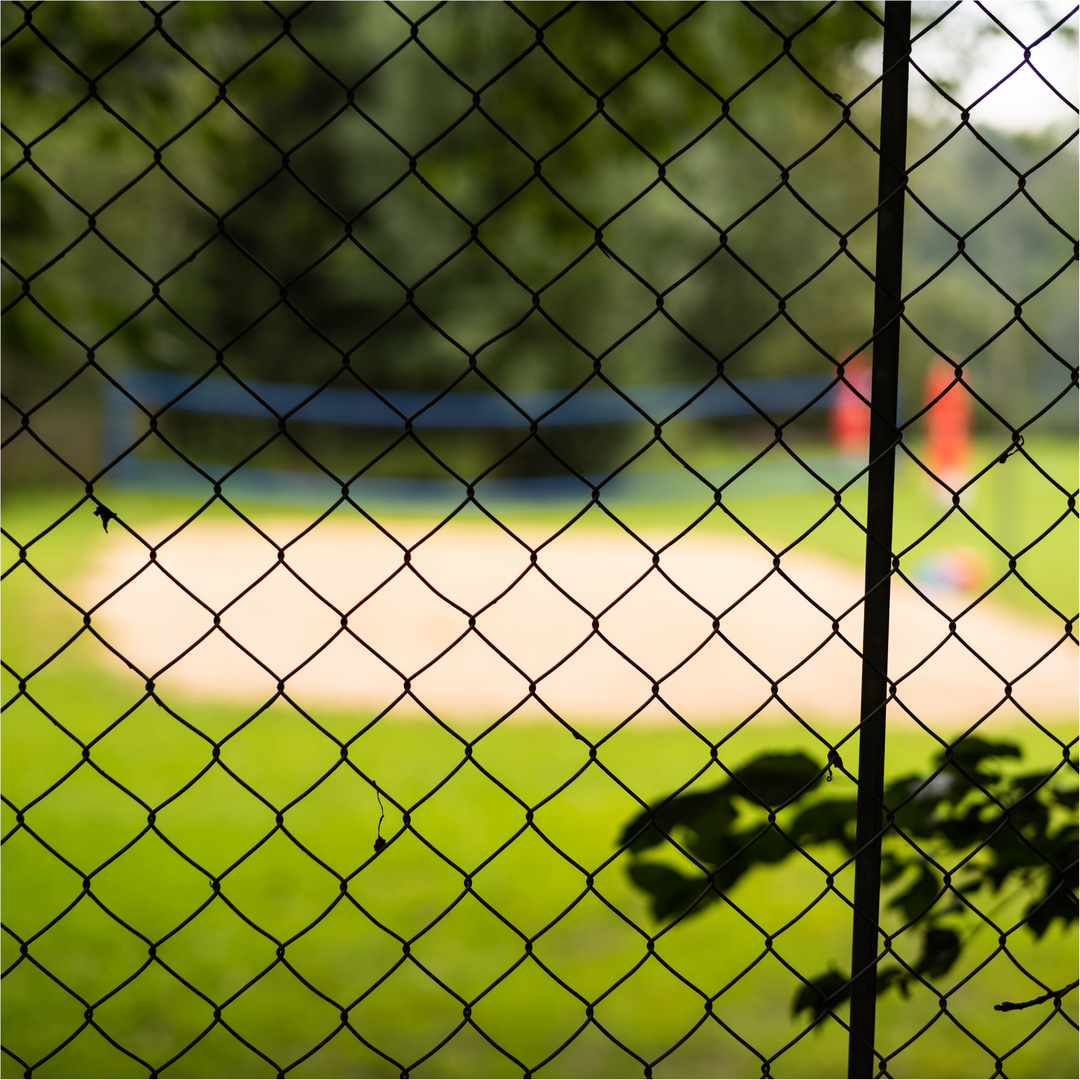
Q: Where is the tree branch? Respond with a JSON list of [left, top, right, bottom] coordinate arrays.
[[995, 981, 1079, 1012]]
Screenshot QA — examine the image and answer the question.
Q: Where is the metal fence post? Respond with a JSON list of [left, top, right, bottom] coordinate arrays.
[[847, 3, 911, 1077]]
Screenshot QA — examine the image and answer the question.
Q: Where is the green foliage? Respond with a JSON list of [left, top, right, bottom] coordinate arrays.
[[2, 2, 886, 487], [618, 738, 1079, 1024], [4, 2, 1075, 497]]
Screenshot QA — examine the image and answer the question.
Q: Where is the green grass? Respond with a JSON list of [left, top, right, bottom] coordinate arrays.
[[24, 430, 1074, 622], [2, 437, 1077, 1078], [2, 686, 1076, 1078], [6, 433, 1074, 628]]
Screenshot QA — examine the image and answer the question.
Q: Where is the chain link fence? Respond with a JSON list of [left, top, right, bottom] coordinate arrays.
[[2, 2, 1077, 1077]]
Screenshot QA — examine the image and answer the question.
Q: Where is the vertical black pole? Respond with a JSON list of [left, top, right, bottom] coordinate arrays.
[[847, 4, 911, 1078]]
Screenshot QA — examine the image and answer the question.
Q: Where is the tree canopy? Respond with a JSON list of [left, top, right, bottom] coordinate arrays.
[[3, 2, 1075, 488]]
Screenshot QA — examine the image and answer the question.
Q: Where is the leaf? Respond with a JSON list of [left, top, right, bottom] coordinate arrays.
[[628, 863, 716, 922], [1023, 882, 1079, 938], [938, 806, 989, 848], [876, 965, 911, 999], [983, 820, 1051, 875], [681, 795, 741, 863], [1050, 826, 1079, 868], [683, 818, 740, 866], [915, 927, 962, 978], [881, 851, 908, 885], [619, 789, 723, 853], [93, 502, 118, 533], [1011, 770, 1065, 793], [884, 775, 951, 836], [1005, 797, 1050, 836], [1052, 786, 1079, 811], [939, 737, 1021, 784], [729, 752, 822, 809], [890, 864, 941, 922], [789, 798, 859, 852], [792, 971, 851, 1019], [742, 825, 799, 866], [689, 826, 797, 893]]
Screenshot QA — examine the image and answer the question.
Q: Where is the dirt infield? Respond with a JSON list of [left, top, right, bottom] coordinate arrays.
[[84, 516, 1077, 728]]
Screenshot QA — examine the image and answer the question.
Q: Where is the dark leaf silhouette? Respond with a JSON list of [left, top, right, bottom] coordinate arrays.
[[893, 865, 943, 922], [93, 502, 117, 532], [620, 790, 729, 854], [620, 742, 1077, 1022], [915, 928, 962, 978], [629, 863, 716, 921], [728, 752, 822, 809], [1025, 881, 1079, 939], [790, 798, 859, 852], [942, 737, 1021, 785], [793, 971, 851, 1019]]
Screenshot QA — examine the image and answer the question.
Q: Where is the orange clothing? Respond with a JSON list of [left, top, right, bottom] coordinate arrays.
[[923, 359, 973, 482], [829, 355, 872, 454]]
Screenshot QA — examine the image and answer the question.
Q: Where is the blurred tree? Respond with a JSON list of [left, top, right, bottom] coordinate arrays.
[[3, 1, 1074, 488], [900, 121, 1079, 438]]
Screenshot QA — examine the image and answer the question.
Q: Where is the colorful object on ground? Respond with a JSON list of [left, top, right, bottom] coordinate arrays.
[[912, 546, 987, 593]]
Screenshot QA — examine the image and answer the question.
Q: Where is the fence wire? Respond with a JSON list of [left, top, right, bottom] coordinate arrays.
[[1, 2, 1077, 1078]]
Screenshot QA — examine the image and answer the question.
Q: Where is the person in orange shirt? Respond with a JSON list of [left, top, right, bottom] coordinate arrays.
[[829, 352, 872, 456], [923, 356, 973, 503]]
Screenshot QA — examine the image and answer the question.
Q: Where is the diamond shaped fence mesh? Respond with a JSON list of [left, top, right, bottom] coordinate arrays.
[[1, 2, 1077, 1078]]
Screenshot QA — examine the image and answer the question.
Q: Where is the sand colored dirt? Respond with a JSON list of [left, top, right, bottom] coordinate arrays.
[[83, 515, 1077, 728]]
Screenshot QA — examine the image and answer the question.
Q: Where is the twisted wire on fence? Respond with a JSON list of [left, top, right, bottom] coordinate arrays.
[[2, 2, 1076, 1077]]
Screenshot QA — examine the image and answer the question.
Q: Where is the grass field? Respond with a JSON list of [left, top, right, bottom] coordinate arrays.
[[2, 435, 1076, 1078]]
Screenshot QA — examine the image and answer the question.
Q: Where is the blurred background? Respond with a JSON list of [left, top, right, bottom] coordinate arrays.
[[2, 3, 1077, 1077], [2, 1, 1075, 502]]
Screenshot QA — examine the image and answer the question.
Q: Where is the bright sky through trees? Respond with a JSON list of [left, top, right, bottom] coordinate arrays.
[[903, 1, 1078, 133]]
